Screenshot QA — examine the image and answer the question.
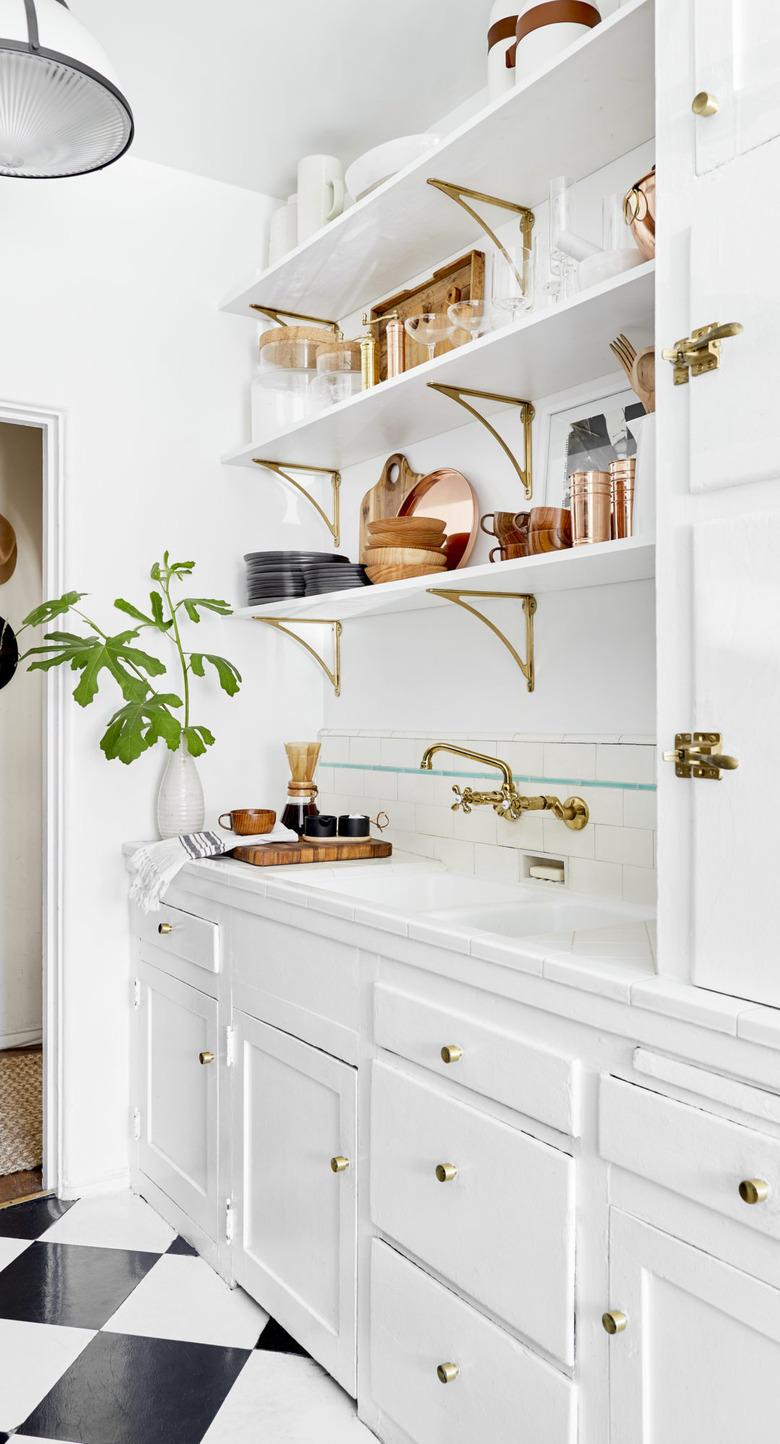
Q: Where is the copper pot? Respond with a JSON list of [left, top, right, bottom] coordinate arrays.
[[623, 166, 655, 261]]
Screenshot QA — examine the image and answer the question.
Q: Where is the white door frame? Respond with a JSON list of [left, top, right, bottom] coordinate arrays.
[[1, 398, 65, 1194]]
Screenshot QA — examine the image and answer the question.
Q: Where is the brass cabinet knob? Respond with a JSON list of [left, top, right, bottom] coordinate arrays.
[[330, 1155, 350, 1174], [440, 1045, 463, 1065], [435, 1163, 458, 1183], [158, 922, 173, 935], [739, 1178, 770, 1205], [602, 1310, 628, 1335], [436, 1362, 459, 1384], [692, 90, 719, 117], [198, 1050, 215, 1065]]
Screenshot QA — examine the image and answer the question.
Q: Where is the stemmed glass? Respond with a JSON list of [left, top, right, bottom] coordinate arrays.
[[447, 299, 495, 342], [491, 244, 535, 322], [404, 312, 453, 363]]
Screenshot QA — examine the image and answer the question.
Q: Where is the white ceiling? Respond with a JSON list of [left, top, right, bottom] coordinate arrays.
[[74, 0, 492, 198]]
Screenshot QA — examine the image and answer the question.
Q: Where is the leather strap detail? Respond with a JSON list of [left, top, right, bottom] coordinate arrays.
[[488, 14, 519, 51], [516, 1, 601, 43]]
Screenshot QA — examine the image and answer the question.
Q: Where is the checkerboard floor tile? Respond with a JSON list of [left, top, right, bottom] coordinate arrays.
[[0, 1192, 375, 1443]]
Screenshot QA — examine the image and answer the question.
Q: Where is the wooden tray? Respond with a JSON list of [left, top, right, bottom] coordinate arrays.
[[369, 249, 485, 377], [231, 838, 393, 866]]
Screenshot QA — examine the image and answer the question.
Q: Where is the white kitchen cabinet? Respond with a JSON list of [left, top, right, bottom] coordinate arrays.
[[607, 1210, 780, 1443], [134, 959, 220, 1239], [232, 1011, 358, 1395]]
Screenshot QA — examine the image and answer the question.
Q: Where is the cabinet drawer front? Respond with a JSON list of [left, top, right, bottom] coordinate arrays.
[[137, 902, 219, 973], [374, 982, 580, 1136], [601, 1077, 780, 1242], [370, 1241, 576, 1444], [370, 1061, 575, 1364]]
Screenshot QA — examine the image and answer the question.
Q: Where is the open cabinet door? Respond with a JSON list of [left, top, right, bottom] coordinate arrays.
[[657, 0, 780, 1005]]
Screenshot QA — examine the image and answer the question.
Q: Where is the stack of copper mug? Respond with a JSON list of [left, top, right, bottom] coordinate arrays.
[[570, 458, 635, 546]]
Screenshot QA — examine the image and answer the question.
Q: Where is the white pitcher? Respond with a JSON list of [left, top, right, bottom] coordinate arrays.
[[296, 154, 344, 244]]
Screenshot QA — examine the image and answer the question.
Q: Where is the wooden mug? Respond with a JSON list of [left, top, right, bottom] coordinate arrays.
[[482, 510, 530, 560], [218, 809, 276, 835]]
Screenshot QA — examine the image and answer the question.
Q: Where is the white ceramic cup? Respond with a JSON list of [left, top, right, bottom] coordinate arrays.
[[296, 154, 345, 244]]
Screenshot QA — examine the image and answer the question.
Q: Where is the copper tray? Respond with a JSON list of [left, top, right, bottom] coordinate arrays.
[[398, 469, 478, 569]]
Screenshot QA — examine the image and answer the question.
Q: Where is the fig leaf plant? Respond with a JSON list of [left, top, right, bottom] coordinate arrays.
[[17, 552, 241, 765]]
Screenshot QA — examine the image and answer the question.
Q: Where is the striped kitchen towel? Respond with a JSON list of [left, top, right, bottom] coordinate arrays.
[[128, 825, 297, 912]]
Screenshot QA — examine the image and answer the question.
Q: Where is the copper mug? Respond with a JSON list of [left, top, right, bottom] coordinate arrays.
[[218, 808, 276, 835], [481, 510, 530, 561]]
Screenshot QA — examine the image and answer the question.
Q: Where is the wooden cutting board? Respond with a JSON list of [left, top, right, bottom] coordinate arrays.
[[231, 838, 393, 866], [359, 453, 423, 562]]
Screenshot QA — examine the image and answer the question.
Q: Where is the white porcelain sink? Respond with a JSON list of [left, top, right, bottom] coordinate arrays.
[[427, 894, 653, 939], [282, 863, 526, 914]]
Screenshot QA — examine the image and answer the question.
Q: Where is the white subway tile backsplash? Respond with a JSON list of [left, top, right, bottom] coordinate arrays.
[[474, 843, 521, 884], [596, 744, 656, 785], [595, 825, 654, 869], [543, 742, 597, 780], [318, 731, 657, 905]]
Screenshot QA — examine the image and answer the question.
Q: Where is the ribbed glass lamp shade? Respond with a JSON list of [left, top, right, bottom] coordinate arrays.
[[0, 0, 133, 178]]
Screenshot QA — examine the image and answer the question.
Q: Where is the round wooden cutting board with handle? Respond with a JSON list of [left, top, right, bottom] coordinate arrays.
[[358, 453, 424, 562]]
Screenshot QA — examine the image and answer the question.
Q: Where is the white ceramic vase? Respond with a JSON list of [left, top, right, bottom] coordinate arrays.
[[156, 740, 205, 839]]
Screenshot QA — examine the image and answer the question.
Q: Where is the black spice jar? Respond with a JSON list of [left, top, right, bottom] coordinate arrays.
[[304, 814, 338, 840], [338, 814, 370, 838]]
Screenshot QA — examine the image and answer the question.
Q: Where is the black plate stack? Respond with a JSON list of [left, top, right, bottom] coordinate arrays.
[[244, 551, 370, 605]]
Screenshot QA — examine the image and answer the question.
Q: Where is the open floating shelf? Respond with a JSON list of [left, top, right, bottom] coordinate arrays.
[[220, 0, 654, 323], [224, 262, 655, 474], [232, 537, 655, 625]]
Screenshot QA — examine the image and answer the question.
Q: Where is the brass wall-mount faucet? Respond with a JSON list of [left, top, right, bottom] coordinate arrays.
[[419, 743, 589, 832]]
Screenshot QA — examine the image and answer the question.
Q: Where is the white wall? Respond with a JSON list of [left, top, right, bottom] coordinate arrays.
[[0, 157, 323, 1195], [0, 423, 43, 1049]]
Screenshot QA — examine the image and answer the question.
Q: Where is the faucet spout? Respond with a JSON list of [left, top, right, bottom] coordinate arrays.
[[419, 743, 513, 790]]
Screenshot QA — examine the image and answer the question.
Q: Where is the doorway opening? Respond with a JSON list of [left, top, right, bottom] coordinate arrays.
[[0, 405, 63, 1206]]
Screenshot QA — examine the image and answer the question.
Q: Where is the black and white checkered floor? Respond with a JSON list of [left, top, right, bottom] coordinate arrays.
[[0, 1191, 374, 1442]]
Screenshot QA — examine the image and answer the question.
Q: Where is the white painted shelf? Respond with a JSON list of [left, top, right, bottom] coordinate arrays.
[[221, 0, 654, 322], [232, 538, 655, 624], [223, 262, 654, 472]]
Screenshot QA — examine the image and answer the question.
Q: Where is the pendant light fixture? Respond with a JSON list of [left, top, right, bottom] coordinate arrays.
[[0, 0, 133, 178]]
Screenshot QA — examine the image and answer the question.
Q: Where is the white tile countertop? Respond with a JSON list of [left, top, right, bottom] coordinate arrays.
[[124, 845, 780, 1055]]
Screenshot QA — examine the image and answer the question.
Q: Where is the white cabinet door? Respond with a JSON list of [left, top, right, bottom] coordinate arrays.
[[232, 1013, 357, 1395], [607, 1210, 780, 1444], [136, 961, 219, 1238], [657, 0, 780, 1001]]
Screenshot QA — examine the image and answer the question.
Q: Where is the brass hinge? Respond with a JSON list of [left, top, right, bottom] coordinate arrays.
[[663, 732, 739, 780], [662, 321, 743, 385]]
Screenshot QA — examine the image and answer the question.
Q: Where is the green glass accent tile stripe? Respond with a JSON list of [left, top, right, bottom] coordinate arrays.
[[321, 759, 656, 792]]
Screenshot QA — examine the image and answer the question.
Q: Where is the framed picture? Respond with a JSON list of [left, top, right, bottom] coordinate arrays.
[[536, 373, 647, 510]]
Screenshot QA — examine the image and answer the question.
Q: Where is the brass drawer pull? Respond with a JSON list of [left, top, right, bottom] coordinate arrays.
[[158, 922, 173, 935], [440, 1044, 463, 1065], [602, 1310, 628, 1335], [198, 1050, 215, 1066], [330, 1155, 350, 1174], [437, 1362, 459, 1384], [435, 1163, 458, 1183], [692, 90, 719, 116], [739, 1178, 770, 1205]]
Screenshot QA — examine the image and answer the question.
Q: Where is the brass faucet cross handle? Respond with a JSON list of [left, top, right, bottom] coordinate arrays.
[[419, 744, 589, 832]]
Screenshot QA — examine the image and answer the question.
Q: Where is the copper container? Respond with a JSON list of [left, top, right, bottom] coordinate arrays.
[[610, 457, 636, 539], [570, 470, 612, 546], [623, 165, 655, 261], [385, 314, 405, 379]]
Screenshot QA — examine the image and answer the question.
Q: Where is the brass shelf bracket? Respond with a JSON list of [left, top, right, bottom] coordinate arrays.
[[427, 178, 534, 295], [249, 303, 341, 336], [252, 460, 341, 545], [428, 383, 535, 498], [429, 588, 537, 692], [256, 618, 342, 696]]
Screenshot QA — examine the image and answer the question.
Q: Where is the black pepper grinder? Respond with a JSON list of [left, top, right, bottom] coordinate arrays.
[[281, 741, 321, 838]]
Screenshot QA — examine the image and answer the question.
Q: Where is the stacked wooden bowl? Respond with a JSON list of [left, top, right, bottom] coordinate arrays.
[[364, 516, 449, 584]]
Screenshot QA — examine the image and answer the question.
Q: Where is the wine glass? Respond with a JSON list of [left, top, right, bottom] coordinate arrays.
[[491, 245, 535, 321], [404, 312, 453, 363], [447, 300, 495, 342]]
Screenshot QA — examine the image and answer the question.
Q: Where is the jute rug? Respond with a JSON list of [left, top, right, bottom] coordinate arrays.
[[0, 1046, 42, 1174]]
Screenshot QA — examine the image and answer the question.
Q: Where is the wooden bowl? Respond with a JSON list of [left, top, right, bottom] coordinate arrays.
[[367, 515, 446, 535], [363, 545, 448, 570], [367, 562, 449, 584], [365, 532, 446, 551]]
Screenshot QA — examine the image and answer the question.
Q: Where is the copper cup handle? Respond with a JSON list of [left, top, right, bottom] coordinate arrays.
[[480, 513, 498, 538], [488, 545, 505, 564], [218, 813, 234, 831]]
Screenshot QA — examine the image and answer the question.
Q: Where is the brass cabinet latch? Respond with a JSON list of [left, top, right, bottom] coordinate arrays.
[[663, 732, 739, 780], [662, 321, 743, 385]]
